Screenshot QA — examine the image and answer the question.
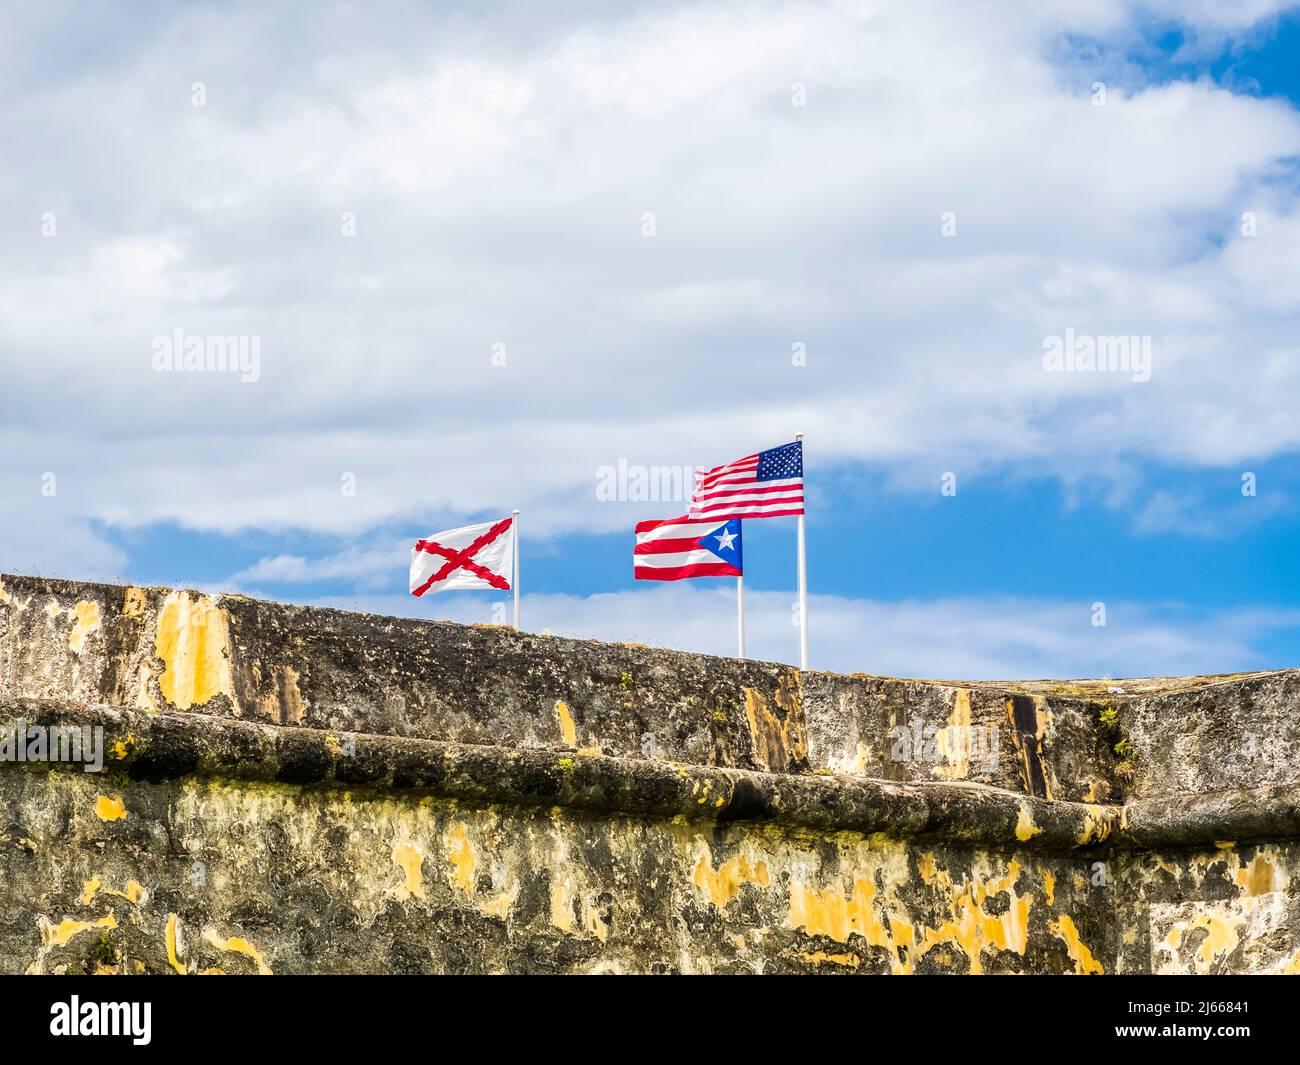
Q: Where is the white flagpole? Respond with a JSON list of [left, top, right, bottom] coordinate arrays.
[[512, 509, 521, 630], [795, 433, 808, 670], [737, 574, 746, 659]]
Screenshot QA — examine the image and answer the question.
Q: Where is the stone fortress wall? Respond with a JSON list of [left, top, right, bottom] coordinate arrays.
[[1, 573, 1297, 974]]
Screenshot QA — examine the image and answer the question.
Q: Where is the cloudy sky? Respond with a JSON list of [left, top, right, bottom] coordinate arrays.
[[4, 0, 1300, 678]]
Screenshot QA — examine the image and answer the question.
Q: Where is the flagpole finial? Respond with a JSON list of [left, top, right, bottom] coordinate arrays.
[[795, 432, 803, 442]]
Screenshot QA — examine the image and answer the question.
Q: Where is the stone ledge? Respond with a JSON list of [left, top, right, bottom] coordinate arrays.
[[3, 695, 1112, 851], [12, 696, 1300, 852], [1120, 782, 1300, 850], [13, 572, 1300, 804]]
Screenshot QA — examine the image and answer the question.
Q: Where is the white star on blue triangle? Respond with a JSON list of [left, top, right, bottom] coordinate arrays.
[[696, 519, 742, 570]]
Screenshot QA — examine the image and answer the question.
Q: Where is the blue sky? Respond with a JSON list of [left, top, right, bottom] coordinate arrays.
[[4, 0, 1300, 678]]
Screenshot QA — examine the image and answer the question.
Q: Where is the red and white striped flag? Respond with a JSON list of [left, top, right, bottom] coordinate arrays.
[[688, 440, 804, 520], [634, 516, 743, 582]]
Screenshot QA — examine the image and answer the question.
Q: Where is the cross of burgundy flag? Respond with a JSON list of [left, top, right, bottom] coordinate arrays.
[[688, 440, 804, 520], [410, 517, 515, 597]]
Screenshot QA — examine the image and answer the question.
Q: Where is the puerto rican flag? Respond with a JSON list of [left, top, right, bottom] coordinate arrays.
[[634, 516, 743, 582], [689, 440, 804, 520]]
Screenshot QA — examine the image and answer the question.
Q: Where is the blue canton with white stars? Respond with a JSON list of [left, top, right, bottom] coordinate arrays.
[[756, 441, 802, 482]]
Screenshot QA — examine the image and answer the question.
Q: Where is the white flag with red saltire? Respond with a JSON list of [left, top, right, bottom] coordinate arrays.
[[410, 517, 514, 597]]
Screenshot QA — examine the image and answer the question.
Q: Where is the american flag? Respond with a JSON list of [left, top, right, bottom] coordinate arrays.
[[688, 440, 804, 520]]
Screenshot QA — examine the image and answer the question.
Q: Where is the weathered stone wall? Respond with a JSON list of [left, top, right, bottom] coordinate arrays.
[[800, 673, 1121, 802], [1, 572, 1298, 974], [1113, 671, 1300, 798], [1, 755, 1113, 975], [0, 575, 807, 773]]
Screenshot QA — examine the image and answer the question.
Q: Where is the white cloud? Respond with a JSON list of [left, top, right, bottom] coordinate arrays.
[[231, 537, 412, 589], [3, 0, 1300, 555], [1131, 482, 1292, 535], [0, 510, 126, 584], [1136, 0, 1295, 32]]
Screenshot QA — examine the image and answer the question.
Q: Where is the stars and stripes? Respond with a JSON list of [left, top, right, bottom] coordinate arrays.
[[634, 516, 743, 582], [688, 440, 804, 520]]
